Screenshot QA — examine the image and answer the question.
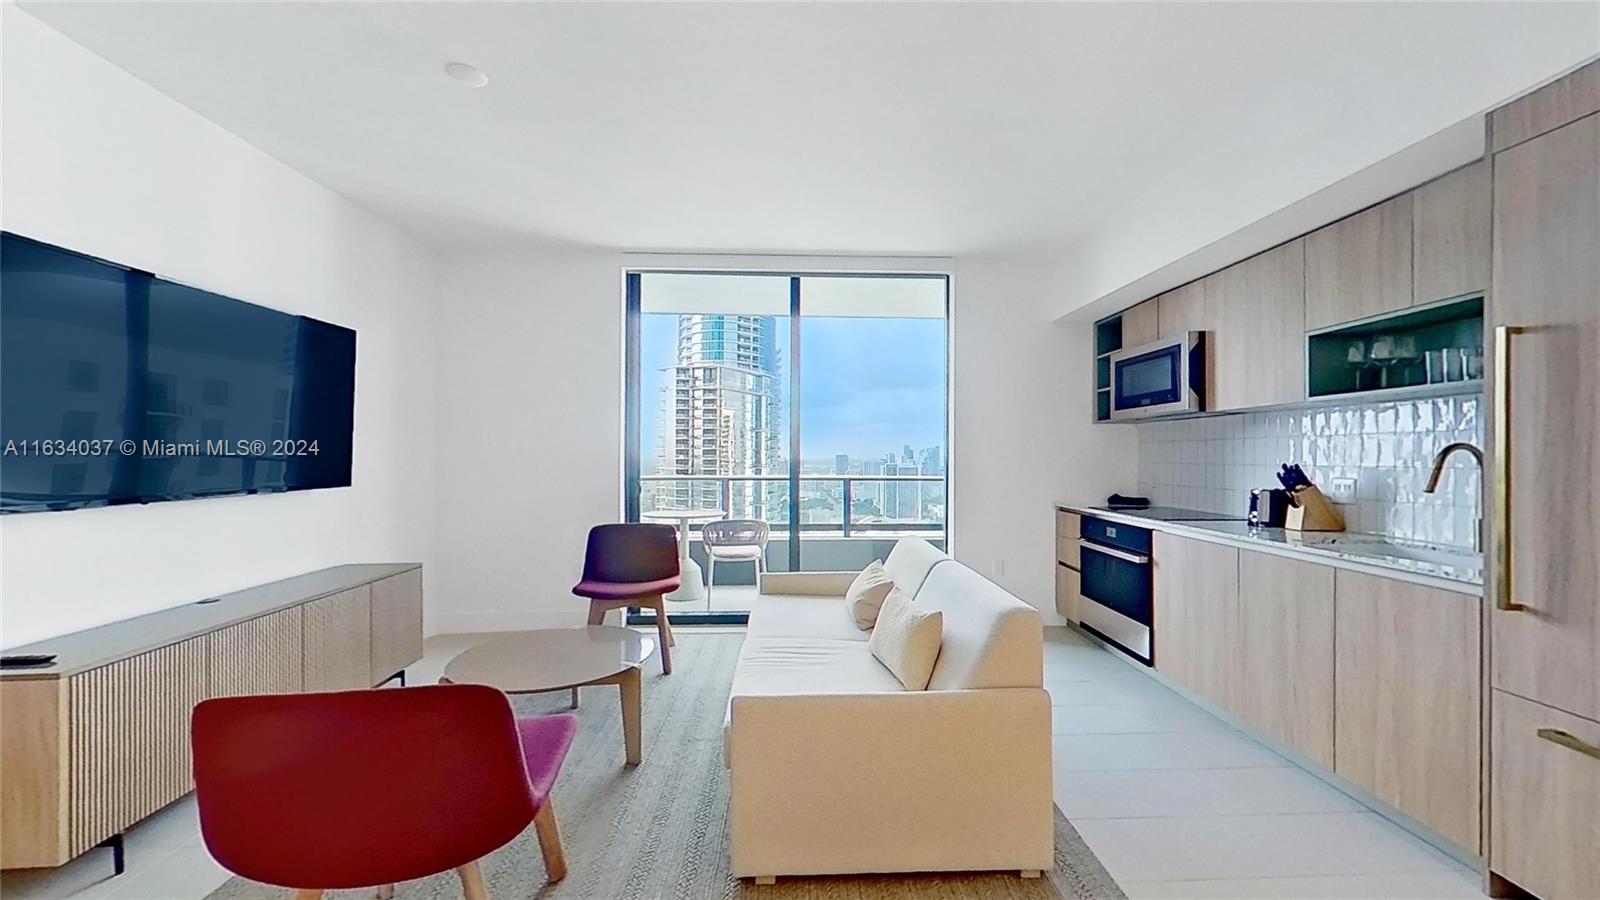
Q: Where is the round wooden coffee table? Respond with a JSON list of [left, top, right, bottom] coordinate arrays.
[[443, 626, 656, 765]]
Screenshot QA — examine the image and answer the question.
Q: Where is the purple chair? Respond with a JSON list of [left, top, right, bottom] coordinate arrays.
[[573, 523, 679, 674]]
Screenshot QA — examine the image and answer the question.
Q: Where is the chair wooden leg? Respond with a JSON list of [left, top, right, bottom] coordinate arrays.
[[375, 885, 396, 900], [587, 600, 606, 626], [649, 597, 673, 674], [533, 800, 568, 882], [456, 859, 490, 900]]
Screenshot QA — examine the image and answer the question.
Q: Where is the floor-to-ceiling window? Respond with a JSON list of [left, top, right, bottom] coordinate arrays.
[[625, 271, 948, 623]]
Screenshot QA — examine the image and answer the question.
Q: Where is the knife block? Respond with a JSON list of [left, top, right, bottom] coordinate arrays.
[[1285, 485, 1345, 532]]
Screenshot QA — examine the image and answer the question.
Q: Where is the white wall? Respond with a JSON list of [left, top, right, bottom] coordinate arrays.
[[429, 247, 1134, 632], [953, 253, 1139, 623], [0, 6, 438, 647]]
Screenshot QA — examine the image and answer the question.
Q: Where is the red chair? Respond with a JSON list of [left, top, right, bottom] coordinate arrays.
[[573, 523, 680, 674], [191, 685, 576, 900]]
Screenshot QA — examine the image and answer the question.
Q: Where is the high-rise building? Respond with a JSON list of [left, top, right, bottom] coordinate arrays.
[[834, 454, 850, 475], [919, 446, 942, 476], [879, 450, 920, 520], [655, 314, 784, 520]]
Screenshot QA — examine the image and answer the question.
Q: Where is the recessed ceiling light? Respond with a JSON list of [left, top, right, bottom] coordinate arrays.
[[444, 62, 488, 88]]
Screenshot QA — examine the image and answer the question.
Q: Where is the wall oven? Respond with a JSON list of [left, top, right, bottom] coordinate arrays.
[[1077, 516, 1153, 665], [1109, 331, 1205, 420]]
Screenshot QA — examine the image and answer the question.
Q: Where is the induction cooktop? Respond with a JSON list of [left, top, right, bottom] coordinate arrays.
[[1087, 506, 1248, 522]]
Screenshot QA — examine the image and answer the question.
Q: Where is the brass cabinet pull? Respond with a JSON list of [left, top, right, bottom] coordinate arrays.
[[1537, 728, 1600, 761], [1493, 325, 1526, 612]]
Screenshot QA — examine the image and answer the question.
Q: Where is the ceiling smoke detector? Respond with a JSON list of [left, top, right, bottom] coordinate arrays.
[[443, 62, 488, 88]]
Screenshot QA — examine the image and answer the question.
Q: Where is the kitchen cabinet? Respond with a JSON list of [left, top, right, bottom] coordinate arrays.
[[1489, 109, 1600, 723], [1486, 59, 1600, 898], [1490, 690, 1600, 900], [1120, 299, 1159, 348], [1412, 160, 1490, 306], [1055, 564, 1081, 624], [1234, 551, 1334, 769], [1207, 239, 1306, 411], [1153, 533, 1238, 709], [1155, 279, 1208, 339], [1305, 194, 1413, 330], [1055, 510, 1082, 623], [1489, 58, 1600, 153], [1334, 570, 1480, 853]]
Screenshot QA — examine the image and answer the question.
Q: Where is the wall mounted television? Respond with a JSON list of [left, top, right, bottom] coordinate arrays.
[[0, 232, 356, 514]]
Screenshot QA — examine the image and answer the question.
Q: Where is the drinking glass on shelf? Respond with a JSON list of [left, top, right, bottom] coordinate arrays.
[[1444, 347, 1466, 382], [1391, 335, 1420, 387], [1369, 334, 1397, 388], [1461, 347, 1484, 381], [1345, 339, 1369, 391], [1425, 349, 1449, 384]]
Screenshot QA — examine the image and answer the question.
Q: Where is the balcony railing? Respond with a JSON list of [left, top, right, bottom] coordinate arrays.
[[639, 474, 944, 538]]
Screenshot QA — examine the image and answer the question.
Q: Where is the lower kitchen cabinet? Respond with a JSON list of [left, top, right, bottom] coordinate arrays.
[[1491, 689, 1600, 900], [1055, 563, 1081, 624], [1153, 533, 1238, 707], [1334, 570, 1481, 853], [1235, 551, 1335, 769], [1055, 510, 1082, 623]]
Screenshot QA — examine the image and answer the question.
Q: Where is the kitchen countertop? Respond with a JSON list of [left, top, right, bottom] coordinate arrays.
[[1058, 504, 1483, 596]]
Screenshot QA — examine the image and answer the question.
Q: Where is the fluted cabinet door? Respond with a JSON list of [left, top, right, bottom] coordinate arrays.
[[66, 638, 206, 856], [370, 570, 424, 684], [207, 607, 304, 698], [304, 586, 373, 692]]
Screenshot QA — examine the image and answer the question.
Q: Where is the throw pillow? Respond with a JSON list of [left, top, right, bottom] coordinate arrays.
[[845, 559, 896, 630], [868, 589, 943, 690]]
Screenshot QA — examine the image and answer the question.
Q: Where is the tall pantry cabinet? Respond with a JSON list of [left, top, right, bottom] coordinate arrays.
[[1485, 58, 1600, 900]]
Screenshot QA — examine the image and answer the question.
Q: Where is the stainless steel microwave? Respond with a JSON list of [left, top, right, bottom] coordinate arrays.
[[1109, 332, 1206, 420]]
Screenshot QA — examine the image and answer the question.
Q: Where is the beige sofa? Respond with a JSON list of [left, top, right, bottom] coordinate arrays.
[[724, 539, 1054, 883]]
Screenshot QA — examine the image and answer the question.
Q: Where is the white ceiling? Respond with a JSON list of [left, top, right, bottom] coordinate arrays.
[[16, 2, 1600, 258]]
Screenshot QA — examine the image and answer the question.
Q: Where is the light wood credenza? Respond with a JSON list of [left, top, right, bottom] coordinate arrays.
[[0, 563, 423, 872]]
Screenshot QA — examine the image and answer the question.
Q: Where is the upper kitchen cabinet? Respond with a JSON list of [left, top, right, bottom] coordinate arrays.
[[1155, 279, 1208, 339], [1120, 298, 1159, 348], [1413, 161, 1491, 306], [1305, 194, 1413, 330], [1208, 239, 1306, 411]]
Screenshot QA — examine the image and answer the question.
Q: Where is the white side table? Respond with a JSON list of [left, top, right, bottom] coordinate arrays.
[[640, 508, 726, 602]]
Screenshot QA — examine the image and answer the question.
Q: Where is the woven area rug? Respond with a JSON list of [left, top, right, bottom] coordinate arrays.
[[208, 633, 1125, 900]]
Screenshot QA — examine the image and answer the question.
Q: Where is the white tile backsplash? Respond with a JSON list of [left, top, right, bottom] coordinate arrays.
[[1137, 395, 1485, 548]]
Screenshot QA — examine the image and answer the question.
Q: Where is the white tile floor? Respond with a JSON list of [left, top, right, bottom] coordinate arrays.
[[1043, 627, 1486, 899], [2, 626, 1488, 899]]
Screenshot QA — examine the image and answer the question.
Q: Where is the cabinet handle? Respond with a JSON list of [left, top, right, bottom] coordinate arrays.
[[1078, 540, 1150, 565], [1492, 325, 1526, 612], [1537, 728, 1600, 761]]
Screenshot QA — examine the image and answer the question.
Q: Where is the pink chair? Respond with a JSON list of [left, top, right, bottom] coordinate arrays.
[[573, 523, 680, 674], [192, 684, 576, 899]]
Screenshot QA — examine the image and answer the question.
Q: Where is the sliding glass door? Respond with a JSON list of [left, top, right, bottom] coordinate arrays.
[[626, 271, 948, 622]]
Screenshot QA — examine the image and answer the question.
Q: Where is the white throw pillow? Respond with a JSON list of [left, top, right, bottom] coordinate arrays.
[[845, 559, 896, 630], [868, 589, 943, 690]]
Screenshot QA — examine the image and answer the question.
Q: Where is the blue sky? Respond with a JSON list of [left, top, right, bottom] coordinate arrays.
[[639, 314, 946, 464]]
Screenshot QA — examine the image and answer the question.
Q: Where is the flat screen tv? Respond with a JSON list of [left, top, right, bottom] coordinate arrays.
[[1, 232, 356, 513]]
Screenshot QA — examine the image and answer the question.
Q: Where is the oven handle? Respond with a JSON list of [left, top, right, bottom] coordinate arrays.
[[1078, 539, 1151, 565]]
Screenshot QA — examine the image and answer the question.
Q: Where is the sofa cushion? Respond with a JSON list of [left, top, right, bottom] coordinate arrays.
[[746, 593, 869, 643], [732, 637, 905, 696], [844, 560, 896, 630], [868, 591, 944, 690], [882, 538, 950, 599], [914, 563, 1043, 690]]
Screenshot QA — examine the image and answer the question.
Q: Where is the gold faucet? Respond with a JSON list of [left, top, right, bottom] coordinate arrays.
[[1424, 442, 1484, 551]]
